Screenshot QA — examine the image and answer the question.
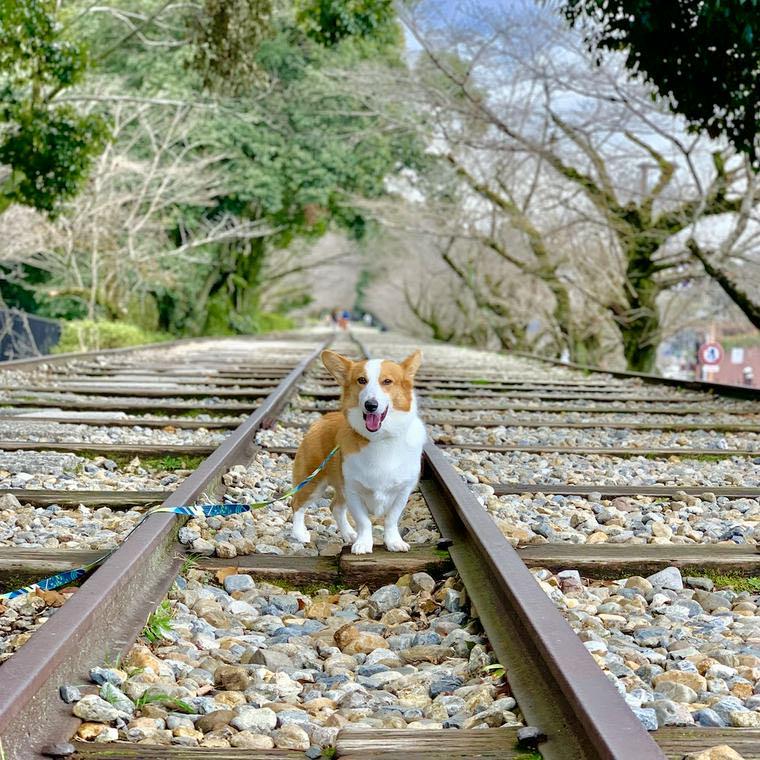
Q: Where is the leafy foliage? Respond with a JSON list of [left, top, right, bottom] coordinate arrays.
[[0, 0, 108, 212], [1, 0, 424, 338], [134, 691, 194, 713], [0, 263, 87, 319], [190, 19, 424, 332], [563, 0, 760, 162], [295, 0, 399, 48], [142, 600, 174, 643]]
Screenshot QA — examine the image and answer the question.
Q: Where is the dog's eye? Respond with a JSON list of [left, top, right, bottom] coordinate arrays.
[[382, 378, 393, 385], [357, 377, 367, 385]]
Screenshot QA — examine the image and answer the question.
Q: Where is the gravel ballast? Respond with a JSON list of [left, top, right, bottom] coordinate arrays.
[[537, 566, 760, 732], [65, 571, 516, 749]]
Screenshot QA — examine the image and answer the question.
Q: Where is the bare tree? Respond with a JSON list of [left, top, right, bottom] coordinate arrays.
[[394, 0, 760, 370], [0, 97, 274, 322]]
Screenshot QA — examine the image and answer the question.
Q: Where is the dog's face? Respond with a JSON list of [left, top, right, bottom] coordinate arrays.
[[321, 349, 422, 437]]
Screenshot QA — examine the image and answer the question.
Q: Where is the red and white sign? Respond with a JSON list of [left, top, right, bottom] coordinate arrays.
[[699, 342, 724, 365]]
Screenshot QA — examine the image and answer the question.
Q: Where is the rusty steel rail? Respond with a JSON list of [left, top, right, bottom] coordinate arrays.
[[421, 445, 665, 760], [0, 414, 238, 429], [350, 332, 665, 760], [0, 330, 300, 372], [0, 339, 328, 760]]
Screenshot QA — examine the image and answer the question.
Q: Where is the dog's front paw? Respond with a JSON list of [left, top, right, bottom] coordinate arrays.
[[351, 536, 374, 554], [341, 528, 358, 544], [292, 526, 310, 544], [385, 537, 410, 552]]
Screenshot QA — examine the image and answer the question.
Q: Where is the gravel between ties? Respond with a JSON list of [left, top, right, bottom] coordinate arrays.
[[445, 448, 760, 488], [0, 450, 184, 491], [539, 566, 760, 732], [65, 571, 517, 750], [0, 420, 227, 447], [431, 424, 760, 452]]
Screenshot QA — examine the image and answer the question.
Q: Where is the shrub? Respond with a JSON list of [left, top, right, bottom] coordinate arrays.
[[254, 311, 295, 333], [54, 320, 172, 353]]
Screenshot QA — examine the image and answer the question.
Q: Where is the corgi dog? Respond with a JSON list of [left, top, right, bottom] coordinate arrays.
[[290, 349, 426, 554]]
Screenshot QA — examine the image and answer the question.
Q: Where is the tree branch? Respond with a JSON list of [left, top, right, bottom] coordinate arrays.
[[687, 239, 760, 330]]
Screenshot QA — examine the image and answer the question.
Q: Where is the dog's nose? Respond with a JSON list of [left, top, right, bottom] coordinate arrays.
[[364, 398, 378, 413]]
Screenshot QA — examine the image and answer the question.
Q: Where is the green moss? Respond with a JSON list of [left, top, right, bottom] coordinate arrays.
[[636, 452, 735, 462], [76, 452, 204, 471], [54, 320, 172, 353], [678, 453, 734, 462], [140, 455, 205, 471], [701, 573, 760, 592]]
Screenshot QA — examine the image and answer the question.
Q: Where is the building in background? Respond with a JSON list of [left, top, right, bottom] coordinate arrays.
[[660, 322, 759, 388], [697, 322, 760, 387]]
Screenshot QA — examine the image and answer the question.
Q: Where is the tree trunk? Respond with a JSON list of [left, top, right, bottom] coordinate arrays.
[[612, 243, 661, 372]]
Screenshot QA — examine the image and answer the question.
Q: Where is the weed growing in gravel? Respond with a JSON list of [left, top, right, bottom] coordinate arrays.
[[140, 454, 204, 471], [105, 651, 144, 679], [180, 553, 202, 574], [483, 662, 506, 679], [103, 651, 122, 670], [134, 692, 194, 714], [142, 600, 174, 643]]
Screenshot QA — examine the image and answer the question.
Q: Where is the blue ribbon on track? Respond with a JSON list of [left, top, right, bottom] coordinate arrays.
[[0, 445, 340, 601]]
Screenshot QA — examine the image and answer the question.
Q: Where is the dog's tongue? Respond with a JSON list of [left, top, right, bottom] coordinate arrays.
[[364, 412, 382, 432]]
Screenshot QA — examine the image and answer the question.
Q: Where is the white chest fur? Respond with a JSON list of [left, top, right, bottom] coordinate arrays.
[[342, 416, 426, 516]]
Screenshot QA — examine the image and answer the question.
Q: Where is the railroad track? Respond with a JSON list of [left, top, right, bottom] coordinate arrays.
[[0, 327, 757, 759]]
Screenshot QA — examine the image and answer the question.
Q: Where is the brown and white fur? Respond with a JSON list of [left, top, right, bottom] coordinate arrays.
[[290, 349, 426, 555]]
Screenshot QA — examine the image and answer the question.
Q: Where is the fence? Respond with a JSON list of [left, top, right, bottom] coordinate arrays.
[[0, 309, 61, 361]]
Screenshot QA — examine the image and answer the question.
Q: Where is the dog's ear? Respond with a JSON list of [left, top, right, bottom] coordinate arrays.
[[321, 350, 353, 384], [400, 349, 422, 380]]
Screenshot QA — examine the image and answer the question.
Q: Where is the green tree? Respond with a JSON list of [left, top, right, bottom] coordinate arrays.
[[0, 0, 107, 214], [295, 0, 398, 48], [0, 0, 422, 337], [194, 25, 423, 333], [562, 0, 760, 163]]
